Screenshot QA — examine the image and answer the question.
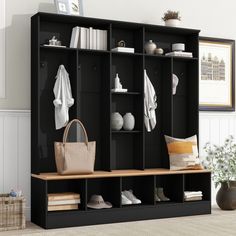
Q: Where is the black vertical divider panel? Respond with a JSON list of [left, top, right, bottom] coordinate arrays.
[[161, 58, 173, 168], [31, 178, 48, 228], [31, 15, 40, 174]]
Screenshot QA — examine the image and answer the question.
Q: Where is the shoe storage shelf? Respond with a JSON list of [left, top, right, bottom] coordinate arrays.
[[31, 12, 211, 229]]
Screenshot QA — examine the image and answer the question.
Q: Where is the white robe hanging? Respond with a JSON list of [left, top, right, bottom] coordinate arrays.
[[144, 69, 157, 132], [53, 65, 74, 130]]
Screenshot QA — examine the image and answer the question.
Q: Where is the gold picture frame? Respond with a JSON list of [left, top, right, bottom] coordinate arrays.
[[199, 37, 235, 111]]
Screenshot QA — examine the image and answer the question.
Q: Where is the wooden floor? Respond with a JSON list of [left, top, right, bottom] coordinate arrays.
[[1, 207, 235, 236], [31, 168, 210, 180]]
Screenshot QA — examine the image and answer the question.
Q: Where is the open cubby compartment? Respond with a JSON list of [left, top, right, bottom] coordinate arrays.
[[47, 179, 87, 211], [77, 51, 110, 170], [111, 95, 143, 132], [40, 16, 110, 48], [111, 54, 144, 93], [144, 57, 172, 169], [111, 23, 143, 53], [184, 173, 211, 201], [144, 27, 199, 57], [172, 60, 199, 138], [111, 133, 143, 170], [121, 176, 155, 206], [155, 174, 184, 204], [38, 49, 77, 173], [86, 177, 121, 210]]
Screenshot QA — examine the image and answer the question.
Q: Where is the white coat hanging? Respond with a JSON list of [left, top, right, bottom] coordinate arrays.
[[53, 65, 74, 130]]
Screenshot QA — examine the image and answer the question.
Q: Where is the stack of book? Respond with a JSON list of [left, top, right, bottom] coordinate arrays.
[[165, 51, 193, 58], [70, 26, 107, 50], [48, 192, 80, 211], [111, 47, 135, 53], [184, 191, 203, 201]]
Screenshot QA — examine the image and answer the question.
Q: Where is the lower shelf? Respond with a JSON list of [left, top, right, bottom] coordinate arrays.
[[42, 201, 211, 229]]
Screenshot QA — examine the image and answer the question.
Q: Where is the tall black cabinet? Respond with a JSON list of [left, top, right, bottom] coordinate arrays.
[[31, 12, 211, 229]]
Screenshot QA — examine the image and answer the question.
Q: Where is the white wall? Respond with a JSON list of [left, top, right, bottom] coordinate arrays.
[[1, 0, 236, 218], [1, 0, 236, 109]]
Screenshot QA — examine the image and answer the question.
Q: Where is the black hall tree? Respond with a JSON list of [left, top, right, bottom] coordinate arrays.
[[31, 12, 211, 229]]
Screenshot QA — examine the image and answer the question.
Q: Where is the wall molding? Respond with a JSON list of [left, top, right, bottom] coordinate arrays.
[[0, 0, 6, 98], [0, 110, 31, 220]]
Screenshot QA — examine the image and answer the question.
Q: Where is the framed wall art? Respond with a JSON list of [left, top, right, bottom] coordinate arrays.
[[199, 37, 235, 111], [54, 0, 83, 16]]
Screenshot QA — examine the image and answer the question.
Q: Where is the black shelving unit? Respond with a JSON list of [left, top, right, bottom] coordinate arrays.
[[31, 12, 211, 229]]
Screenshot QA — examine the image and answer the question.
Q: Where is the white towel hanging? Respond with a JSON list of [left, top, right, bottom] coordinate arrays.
[[144, 69, 157, 132], [53, 65, 74, 130]]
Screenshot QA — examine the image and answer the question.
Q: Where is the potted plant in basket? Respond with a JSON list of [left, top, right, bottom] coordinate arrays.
[[162, 10, 181, 27], [204, 135, 236, 210]]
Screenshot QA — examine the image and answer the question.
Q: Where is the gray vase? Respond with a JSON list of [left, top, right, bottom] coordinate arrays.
[[111, 112, 123, 130], [123, 113, 135, 131]]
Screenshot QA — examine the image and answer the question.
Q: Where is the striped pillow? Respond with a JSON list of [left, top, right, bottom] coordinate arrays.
[[164, 135, 203, 171]]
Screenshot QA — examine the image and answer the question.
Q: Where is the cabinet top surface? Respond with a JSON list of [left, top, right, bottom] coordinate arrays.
[[31, 168, 210, 181], [33, 12, 200, 34]]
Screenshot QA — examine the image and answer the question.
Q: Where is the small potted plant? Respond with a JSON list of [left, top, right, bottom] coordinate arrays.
[[204, 135, 236, 210], [162, 10, 181, 27]]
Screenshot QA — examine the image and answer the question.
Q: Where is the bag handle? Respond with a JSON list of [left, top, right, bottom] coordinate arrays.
[[63, 119, 89, 146]]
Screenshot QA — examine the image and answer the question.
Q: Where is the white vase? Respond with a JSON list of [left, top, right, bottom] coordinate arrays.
[[123, 113, 135, 131], [144, 40, 157, 55], [165, 19, 180, 27], [111, 112, 123, 130]]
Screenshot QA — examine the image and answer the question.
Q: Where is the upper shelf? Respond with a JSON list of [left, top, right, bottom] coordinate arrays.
[[40, 46, 198, 61], [36, 12, 200, 35], [31, 168, 211, 181]]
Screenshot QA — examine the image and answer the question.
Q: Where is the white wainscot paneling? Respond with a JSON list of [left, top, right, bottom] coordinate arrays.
[[0, 110, 30, 220], [199, 112, 236, 205]]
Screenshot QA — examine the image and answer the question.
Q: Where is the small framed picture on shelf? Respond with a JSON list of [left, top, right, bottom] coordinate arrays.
[[54, 0, 83, 16], [199, 37, 235, 111], [54, 0, 70, 14]]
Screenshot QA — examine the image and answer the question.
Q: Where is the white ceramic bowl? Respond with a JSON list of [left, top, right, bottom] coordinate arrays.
[[172, 43, 185, 52]]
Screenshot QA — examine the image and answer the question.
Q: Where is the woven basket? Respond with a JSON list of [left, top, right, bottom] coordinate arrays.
[[0, 194, 26, 231]]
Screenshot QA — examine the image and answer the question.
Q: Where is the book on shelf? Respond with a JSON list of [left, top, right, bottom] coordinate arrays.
[[70, 26, 107, 50], [48, 192, 80, 201], [70, 26, 80, 48], [79, 27, 87, 49], [48, 199, 81, 206], [48, 204, 79, 211], [165, 51, 193, 57], [111, 47, 135, 53]]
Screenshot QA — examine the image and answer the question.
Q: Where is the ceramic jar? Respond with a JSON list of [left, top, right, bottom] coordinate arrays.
[[144, 40, 157, 55], [165, 19, 180, 27], [154, 48, 164, 55], [123, 113, 135, 131], [216, 181, 236, 210], [111, 112, 123, 130]]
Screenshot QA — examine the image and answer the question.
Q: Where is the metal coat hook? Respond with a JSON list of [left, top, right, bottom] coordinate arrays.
[[40, 62, 45, 68]]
